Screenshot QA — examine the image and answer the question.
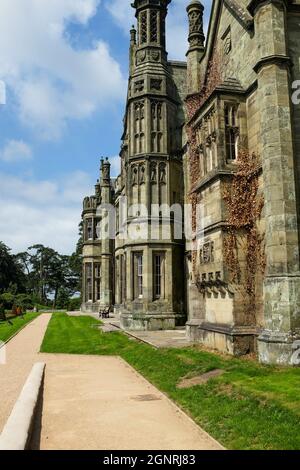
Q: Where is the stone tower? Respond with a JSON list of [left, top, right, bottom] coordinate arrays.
[[183, 0, 300, 364], [81, 158, 114, 313], [114, 0, 187, 330], [249, 0, 300, 364]]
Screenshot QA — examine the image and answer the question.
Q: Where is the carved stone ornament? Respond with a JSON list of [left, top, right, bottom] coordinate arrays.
[[224, 36, 232, 55], [159, 163, 166, 184], [139, 164, 146, 184], [151, 78, 162, 91], [206, 136, 212, 147], [201, 241, 214, 265], [131, 165, 138, 186], [134, 80, 144, 93], [189, 11, 203, 35], [150, 162, 157, 183], [150, 50, 160, 62], [102, 162, 110, 180], [187, 1, 205, 49], [202, 242, 211, 264], [136, 49, 146, 65]]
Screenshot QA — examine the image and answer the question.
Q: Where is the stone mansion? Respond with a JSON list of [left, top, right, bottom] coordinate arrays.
[[81, 0, 300, 366]]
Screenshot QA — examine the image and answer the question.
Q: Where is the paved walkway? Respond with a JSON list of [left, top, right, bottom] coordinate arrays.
[[1, 313, 223, 450], [68, 311, 192, 348], [0, 314, 52, 432], [33, 354, 222, 450], [124, 328, 191, 349]]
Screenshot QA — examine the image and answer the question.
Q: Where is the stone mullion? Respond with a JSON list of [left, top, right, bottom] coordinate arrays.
[[115, 256, 119, 305], [146, 8, 150, 44], [157, 10, 161, 45], [83, 263, 86, 303], [91, 261, 95, 304], [146, 160, 151, 241], [162, 101, 167, 154], [145, 98, 151, 155]]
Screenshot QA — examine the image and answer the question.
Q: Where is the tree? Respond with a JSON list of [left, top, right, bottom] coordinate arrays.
[[26, 245, 57, 303], [69, 222, 83, 293], [0, 242, 26, 293], [26, 244, 80, 307], [0, 240, 81, 308], [55, 287, 70, 309]]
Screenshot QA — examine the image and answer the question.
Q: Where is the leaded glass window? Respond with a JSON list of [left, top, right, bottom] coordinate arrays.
[[150, 10, 158, 42], [140, 11, 147, 44]]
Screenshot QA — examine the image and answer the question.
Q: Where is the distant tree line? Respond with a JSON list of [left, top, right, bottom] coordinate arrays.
[[0, 223, 83, 311]]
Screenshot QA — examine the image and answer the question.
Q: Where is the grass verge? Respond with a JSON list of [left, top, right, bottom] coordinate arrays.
[[0, 312, 40, 343], [41, 313, 300, 450]]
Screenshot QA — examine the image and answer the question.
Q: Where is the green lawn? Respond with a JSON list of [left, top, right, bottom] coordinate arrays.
[[0, 312, 40, 343], [41, 313, 300, 450]]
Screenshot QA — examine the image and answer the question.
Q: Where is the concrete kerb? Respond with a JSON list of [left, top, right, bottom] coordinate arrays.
[[0, 362, 46, 450]]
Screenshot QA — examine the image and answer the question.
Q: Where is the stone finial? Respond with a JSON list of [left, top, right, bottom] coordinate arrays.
[[101, 157, 111, 183], [130, 25, 136, 45], [187, 0, 205, 52], [95, 179, 101, 200]]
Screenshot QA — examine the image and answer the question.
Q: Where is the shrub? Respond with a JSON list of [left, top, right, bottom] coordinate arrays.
[[67, 297, 81, 311], [0, 292, 15, 309]]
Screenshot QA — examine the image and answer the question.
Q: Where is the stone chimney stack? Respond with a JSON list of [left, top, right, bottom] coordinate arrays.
[[186, 0, 205, 95]]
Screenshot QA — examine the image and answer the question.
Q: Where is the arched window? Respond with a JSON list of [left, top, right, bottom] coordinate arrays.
[[225, 104, 239, 161]]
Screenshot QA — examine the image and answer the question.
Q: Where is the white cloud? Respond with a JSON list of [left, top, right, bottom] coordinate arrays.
[[0, 0, 126, 140], [0, 80, 6, 105], [0, 140, 33, 163], [0, 171, 93, 254]]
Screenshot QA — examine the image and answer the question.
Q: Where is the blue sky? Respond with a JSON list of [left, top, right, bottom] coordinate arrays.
[[0, 0, 211, 254]]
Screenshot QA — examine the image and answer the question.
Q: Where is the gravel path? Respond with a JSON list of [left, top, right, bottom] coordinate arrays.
[[32, 354, 223, 450], [0, 314, 52, 432], [0, 314, 223, 450]]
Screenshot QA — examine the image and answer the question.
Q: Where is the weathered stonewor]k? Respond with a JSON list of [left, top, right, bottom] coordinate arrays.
[[81, 0, 300, 366]]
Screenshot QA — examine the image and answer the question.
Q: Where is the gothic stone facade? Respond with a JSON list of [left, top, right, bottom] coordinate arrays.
[[82, 0, 300, 366]]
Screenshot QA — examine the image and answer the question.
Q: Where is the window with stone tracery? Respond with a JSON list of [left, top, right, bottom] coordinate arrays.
[[94, 263, 101, 301], [140, 11, 147, 44], [151, 100, 163, 153], [134, 101, 145, 154], [195, 107, 217, 177], [120, 254, 126, 303], [150, 10, 158, 42], [85, 218, 93, 241], [133, 252, 143, 299], [85, 263, 93, 302], [195, 125, 204, 177], [153, 253, 165, 300], [225, 104, 239, 161], [204, 110, 217, 172]]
